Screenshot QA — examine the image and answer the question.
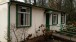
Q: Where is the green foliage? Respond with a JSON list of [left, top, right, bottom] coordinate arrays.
[[61, 0, 74, 13], [61, 0, 76, 23]]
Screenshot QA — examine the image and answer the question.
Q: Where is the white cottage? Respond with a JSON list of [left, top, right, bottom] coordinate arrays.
[[0, 0, 66, 42]]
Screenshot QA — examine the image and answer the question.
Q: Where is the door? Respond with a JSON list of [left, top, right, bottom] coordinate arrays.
[[46, 13, 50, 31]]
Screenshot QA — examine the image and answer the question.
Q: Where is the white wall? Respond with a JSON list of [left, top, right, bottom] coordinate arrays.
[[49, 12, 66, 31], [10, 4, 45, 42], [0, 0, 9, 4], [10, 4, 66, 42], [49, 12, 61, 31], [0, 3, 8, 42]]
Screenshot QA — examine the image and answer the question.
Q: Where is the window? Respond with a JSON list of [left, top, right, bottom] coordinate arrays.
[[16, 6, 31, 27], [52, 14, 58, 25], [61, 14, 65, 24]]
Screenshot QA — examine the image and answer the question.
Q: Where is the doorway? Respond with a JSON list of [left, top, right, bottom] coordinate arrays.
[[46, 13, 50, 31]]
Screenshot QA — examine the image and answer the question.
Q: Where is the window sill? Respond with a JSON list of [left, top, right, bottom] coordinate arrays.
[[16, 25, 31, 28], [61, 23, 65, 24], [52, 24, 57, 26]]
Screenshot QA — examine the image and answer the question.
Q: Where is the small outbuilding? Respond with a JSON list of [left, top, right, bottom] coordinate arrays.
[[0, 0, 66, 42]]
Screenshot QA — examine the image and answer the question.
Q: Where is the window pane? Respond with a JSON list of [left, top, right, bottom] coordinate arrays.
[[26, 7, 30, 13], [18, 13, 24, 25], [52, 14, 57, 25], [61, 14, 65, 24], [21, 9, 26, 12], [27, 14, 30, 26], [25, 14, 30, 26], [53, 16, 57, 24]]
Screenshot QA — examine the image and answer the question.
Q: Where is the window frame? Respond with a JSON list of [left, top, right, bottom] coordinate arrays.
[[52, 14, 58, 25], [16, 5, 32, 28]]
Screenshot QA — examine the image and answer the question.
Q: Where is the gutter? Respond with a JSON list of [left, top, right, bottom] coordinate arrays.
[[7, 2, 11, 42]]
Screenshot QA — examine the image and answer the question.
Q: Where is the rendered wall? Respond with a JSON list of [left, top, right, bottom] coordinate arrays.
[[0, 3, 8, 42], [10, 4, 66, 42], [10, 4, 45, 42], [0, 0, 9, 4], [49, 12, 66, 31]]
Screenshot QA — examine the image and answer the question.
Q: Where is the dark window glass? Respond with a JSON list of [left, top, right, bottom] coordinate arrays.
[[20, 14, 24, 25], [21, 9, 26, 12]]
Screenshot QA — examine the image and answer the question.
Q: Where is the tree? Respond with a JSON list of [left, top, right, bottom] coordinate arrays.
[[61, 0, 76, 24], [48, 0, 76, 24], [48, 0, 62, 10], [34, 0, 49, 7]]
